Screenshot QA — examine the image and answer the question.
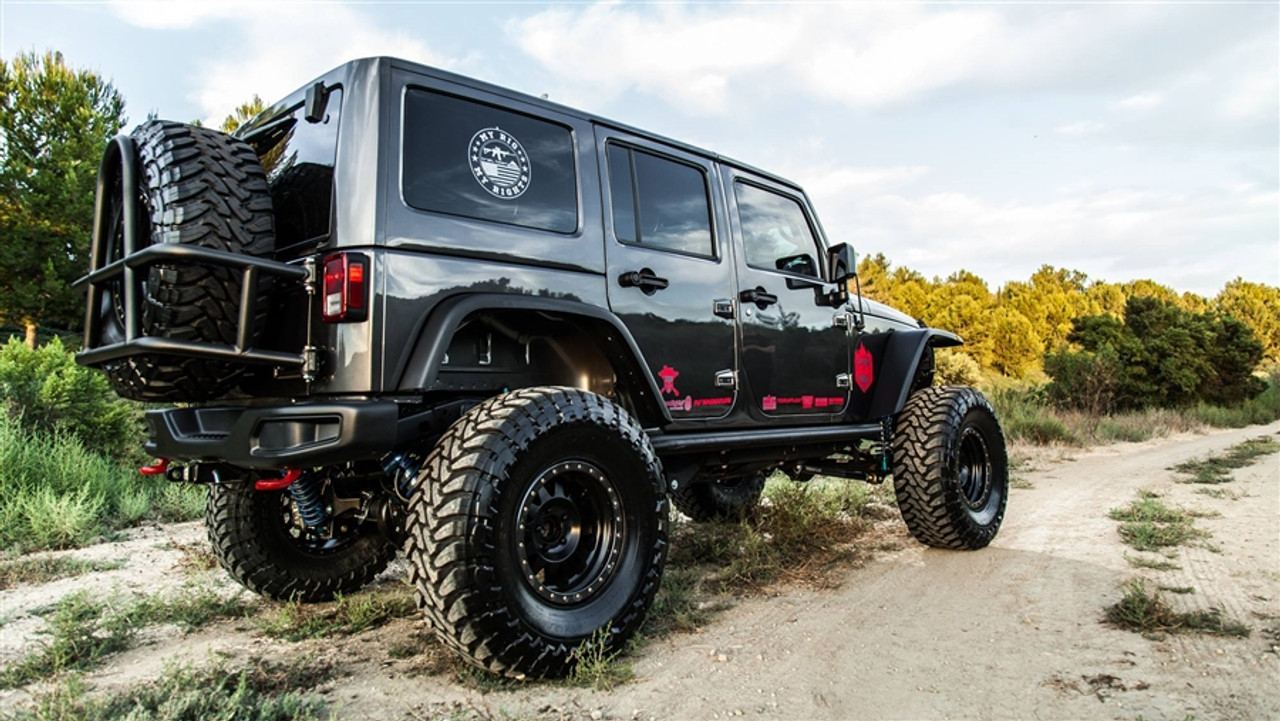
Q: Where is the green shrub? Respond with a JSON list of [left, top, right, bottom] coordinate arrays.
[[0, 413, 199, 552], [934, 348, 983, 387], [1188, 370, 1280, 428], [0, 336, 144, 461], [7, 658, 332, 721], [988, 385, 1078, 445]]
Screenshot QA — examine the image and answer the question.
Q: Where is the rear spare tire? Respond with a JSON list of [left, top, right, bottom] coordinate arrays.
[[98, 120, 274, 401]]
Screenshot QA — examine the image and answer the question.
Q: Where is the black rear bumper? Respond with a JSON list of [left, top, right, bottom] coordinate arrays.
[[145, 401, 408, 469]]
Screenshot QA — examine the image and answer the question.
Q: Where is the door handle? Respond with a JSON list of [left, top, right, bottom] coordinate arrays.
[[618, 268, 670, 295], [740, 287, 778, 309]]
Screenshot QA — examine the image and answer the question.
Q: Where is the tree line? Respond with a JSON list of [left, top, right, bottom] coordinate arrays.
[[857, 253, 1278, 410]]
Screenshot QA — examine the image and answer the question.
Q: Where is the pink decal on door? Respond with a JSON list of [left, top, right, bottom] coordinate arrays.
[[658, 365, 680, 396], [854, 343, 875, 393]]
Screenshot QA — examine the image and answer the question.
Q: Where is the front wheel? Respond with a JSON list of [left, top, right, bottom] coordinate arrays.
[[891, 386, 1008, 550], [404, 387, 669, 678]]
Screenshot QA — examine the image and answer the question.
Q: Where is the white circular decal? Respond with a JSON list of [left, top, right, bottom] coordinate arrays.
[[468, 127, 531, 199]]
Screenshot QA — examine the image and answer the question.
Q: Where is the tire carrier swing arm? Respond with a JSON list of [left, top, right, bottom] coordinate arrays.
[[74, 134, 312, 372]]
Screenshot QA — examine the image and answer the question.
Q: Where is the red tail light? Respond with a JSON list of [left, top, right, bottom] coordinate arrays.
[[321, 252, 368, 323]]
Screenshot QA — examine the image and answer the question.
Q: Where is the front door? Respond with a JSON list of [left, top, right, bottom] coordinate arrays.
[[599, 130, 737, 421], [726, 173, 850, 418]]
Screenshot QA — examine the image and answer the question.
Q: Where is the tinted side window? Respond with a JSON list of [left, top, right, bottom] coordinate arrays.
[[608, 145, 713, 257], [402, 89, 577, 234], [244, 87, 343, 255], [734, 182, 821, 278]]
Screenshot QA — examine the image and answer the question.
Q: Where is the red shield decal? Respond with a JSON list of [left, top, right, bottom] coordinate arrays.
[[854, 343, 874, 393]]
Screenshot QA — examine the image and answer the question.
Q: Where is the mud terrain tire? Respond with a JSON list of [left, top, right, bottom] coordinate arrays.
[[404, 387, 669, 678], [891, 386, 1008, 550], [99, 120, 274, 401], [207, 479, 396, 602], [671, 474, 766, 521]]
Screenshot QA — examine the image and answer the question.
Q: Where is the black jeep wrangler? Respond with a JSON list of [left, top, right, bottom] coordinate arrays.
[[77, 57, 1007, 678]]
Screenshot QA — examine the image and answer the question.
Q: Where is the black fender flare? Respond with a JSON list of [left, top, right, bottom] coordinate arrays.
[[395, 293, 671, 426], [865, 328, 962, 419]]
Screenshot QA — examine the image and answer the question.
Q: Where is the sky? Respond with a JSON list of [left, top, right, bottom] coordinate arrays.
[[3, 0, 1277, 297]]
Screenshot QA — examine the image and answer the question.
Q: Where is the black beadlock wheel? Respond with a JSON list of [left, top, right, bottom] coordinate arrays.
[[404, 387, 669, 678], [891, 386, 1008, 550], [206, 477, 396, 603], [671, 474, 766, 522], [98, 119, 275, 402]]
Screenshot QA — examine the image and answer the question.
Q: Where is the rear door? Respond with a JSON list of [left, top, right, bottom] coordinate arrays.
[[725, 171, 850, 419], [597, 129, 738, 421]]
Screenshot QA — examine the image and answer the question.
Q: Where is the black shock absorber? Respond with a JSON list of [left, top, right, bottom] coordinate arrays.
[[287, 472, 328, 529]]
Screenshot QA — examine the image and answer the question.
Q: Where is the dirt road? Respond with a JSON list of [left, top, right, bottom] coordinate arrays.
[[3, 421, 1278, 720]]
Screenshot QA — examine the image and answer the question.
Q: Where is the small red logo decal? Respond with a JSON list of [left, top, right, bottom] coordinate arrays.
[[762, 395, 778, 411], [658, 365, 680, 396], [854, 343, 874, 393]]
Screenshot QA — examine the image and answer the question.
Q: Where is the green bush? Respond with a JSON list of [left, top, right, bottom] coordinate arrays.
[[988, 385, 1078, 445], [1188, 371, 1280, 428], [0, 336, 144, 460], [0, 413, 204, 552], [934, 348, 983, 387]]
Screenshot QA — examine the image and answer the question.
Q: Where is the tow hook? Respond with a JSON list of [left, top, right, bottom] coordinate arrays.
[[256, 468, 302, 491], [139, 458, 170, 476]]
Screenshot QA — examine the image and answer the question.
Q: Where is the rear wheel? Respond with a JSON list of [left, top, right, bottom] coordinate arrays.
[[404, 387, 668, 678], [671, 474, 766, 522], [206, 472, 396, 602], [891, 386, 1008, 550], [99, 120, 275, 401]]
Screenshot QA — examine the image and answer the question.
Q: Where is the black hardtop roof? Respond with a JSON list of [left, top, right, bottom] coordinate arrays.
[[366, 56, 806, 195]]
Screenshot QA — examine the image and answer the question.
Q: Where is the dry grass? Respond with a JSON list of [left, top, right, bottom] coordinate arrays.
[[0, 556, 124, 590], [1106, 579, 1250, 638], [1172, 436, 1280, 484]]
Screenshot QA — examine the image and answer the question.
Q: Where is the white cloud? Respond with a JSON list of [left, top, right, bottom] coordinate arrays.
[[112, 2, 453, 124], [803, 166, 931, 194], [800, 6, 1009, 108], [1117, 91, 1164, 109], [510, 3, 801, 114], [802, 182, 1279, 295], [509, 2, 1276, 127], [109, 1, 243, 29], [1221, 68, 1279, 122], [1056, 121, 1107, 136]]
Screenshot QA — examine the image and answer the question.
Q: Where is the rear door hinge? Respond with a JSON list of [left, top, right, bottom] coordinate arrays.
[[301, 257, 318, 293], [835, 373, 851, 390], [713, 298, 735, 319], [715, 369, 738, 389], [302, 346, 320, 382]]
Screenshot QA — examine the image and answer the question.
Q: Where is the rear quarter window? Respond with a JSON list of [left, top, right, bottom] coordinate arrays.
[[243, 87, 343, 256], [402, 89, 578, 234]]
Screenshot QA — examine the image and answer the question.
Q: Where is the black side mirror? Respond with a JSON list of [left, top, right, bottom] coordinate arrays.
[[826, 243, 856, 284], [305, 82, 330, 124]]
